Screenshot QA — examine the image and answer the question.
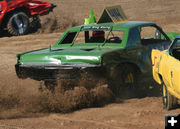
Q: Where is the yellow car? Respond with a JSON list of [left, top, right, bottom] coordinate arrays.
[[152, 35, 180, 110]]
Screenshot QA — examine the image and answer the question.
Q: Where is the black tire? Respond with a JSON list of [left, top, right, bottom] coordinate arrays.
[[108, 64, 137, 97], [7, 12, 29, 36], [162, 82, 177, 110]]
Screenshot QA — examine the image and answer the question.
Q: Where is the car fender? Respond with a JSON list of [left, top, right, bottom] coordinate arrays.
[[102, 49, 142, 74], [0, 0, 7, 26], [27, 0, 52, 16], [151, 49, 166, 84]]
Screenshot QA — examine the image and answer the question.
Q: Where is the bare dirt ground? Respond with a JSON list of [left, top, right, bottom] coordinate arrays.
[[1, 0, 180, 129]]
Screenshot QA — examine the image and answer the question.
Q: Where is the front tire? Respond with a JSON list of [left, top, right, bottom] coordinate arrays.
[[162, 82, 177, 110], [7, 12, 29, 36]]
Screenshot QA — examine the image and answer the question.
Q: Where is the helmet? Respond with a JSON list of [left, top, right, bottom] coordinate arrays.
[[92, 31, 105, 37]]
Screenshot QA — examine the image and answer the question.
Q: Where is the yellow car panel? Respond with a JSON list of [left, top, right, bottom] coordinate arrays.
[[152, 37, 180, 100]]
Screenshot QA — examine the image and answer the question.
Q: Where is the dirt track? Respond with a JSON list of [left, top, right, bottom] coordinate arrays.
[[1, 0, 180, 128]]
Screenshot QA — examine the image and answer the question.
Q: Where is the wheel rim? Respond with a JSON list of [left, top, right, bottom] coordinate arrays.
[[11, 14, 29, 34], [124, 72, 134, 88], [125, 73, 134, 84], [120, 70, 136, 98]]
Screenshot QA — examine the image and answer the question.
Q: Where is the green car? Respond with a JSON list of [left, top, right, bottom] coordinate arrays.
[[15, 21, 178, 91]]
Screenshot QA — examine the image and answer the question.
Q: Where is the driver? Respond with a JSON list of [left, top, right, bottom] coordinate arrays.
[[90, 31, 105, 43]]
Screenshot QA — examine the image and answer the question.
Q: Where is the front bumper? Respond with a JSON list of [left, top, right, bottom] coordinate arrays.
[[15, 64, 106, 81]]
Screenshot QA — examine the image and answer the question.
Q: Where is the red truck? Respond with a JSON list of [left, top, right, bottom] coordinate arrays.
[[0, 0, 56, 36]]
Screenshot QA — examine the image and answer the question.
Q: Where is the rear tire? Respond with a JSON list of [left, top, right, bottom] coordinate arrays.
[[7, 12, 29, 36], [162, 82, 177, 110]]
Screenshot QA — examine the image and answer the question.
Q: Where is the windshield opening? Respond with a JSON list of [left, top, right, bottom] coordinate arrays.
[[60, 30, 124, 44]]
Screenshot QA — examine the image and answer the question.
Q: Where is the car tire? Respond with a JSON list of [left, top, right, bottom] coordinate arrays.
[[7, 12, 29, 36], [108, 64, 137, 98], [162, 82, 177, 110]]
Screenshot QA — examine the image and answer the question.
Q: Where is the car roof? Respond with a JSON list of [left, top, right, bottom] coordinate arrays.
[[68, 21, 156, 31]]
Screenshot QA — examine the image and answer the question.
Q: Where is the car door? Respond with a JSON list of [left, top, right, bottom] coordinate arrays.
[[166, 38, 180, 95], [163, 55, 180, 95], [151, 49, 174, 89]]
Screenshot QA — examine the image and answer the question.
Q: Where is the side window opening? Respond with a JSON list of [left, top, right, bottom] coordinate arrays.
[[61, 32, 77, 44], [140, 26, 168, 45], [60, 30, 124, 44], [171, 39, 180, 60]]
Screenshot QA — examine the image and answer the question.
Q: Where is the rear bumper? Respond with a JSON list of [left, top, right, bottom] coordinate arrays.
[[15, 64, 106, 81]]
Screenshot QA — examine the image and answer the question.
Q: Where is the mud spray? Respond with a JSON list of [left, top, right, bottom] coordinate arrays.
[[37, 13, 79, 34], [0, 69, 161, 119], [0, 74, 114, 119]]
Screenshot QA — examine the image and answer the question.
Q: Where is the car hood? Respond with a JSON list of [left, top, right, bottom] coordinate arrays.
[[17, 46, 121, 67]]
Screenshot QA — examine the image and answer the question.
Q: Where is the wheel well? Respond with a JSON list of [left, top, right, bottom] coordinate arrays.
[[107, 62, 141, 77], [117, 62, 141, 74], [1, 6, 29, 28]]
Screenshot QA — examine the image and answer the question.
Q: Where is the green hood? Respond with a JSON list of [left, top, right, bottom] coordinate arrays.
[[18, 45, 121, 66]]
